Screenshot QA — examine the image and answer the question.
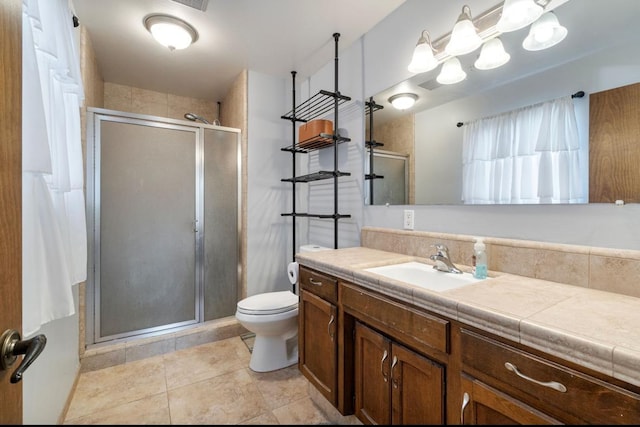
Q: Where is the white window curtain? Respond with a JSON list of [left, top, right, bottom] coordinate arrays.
[[461, 96, 586, 204], [22, 0, 87, 336]]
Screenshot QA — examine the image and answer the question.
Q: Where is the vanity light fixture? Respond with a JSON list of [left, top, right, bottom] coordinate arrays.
[[474, 37, 510, 70], [437, 57, 467, 85], [445, 5, 482, 56], [389, 93, 418, 110], [144, 14, 198, 51], [496, 0, 544, 33], [522, 11, 567, 51], [407, 30, 439, 74]]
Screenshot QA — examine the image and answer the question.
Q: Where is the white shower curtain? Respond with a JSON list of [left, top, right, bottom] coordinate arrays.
[[461, 96, 585, 204], [22, 0, 86, 336]]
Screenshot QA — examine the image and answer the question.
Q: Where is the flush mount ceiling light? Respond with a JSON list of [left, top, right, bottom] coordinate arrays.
[[445, 5, 482, 57], [144, 14, 198, 51], [389, 93, 418, 110], [407, 30, 439, 74], [522, 11, 567, 51], [474, 37, 511, 70], [437, 57, 467, 85], [496, 0, 544, 33]]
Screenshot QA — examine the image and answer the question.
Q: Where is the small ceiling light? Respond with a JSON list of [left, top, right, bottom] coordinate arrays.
[[388, 93, 418, 110], [445, 5, 482, 56], [437, 57, 467, 85], [407, 30, 439, 74], [522, 12, 567, 51], [496, 0, 544, 33], [144, 14, 198, 51], [474, 37, 511, 70]]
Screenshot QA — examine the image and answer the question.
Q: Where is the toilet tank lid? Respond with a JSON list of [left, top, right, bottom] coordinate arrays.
[[237, 291, 298, 313], [300, 244, 331, 253]]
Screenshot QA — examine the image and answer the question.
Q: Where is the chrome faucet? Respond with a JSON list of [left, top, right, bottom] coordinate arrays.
[[429, 244, 462, 274]]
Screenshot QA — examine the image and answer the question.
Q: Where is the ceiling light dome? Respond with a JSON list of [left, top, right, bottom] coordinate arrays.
[[144, 14, 198, 51], [388, 93, 418, 110]]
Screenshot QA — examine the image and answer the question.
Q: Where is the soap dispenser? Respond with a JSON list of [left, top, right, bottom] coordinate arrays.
[[473, 238, 487, 279]]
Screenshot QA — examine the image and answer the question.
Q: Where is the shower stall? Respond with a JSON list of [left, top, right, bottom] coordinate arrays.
[[85, 108, 241, 345]]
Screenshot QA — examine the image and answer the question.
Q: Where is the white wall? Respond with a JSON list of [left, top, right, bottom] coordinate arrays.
[[246, 71, 294, 296]]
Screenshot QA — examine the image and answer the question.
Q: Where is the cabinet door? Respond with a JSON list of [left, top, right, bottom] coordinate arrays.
[[299, 290, 338, 405], [391, 342, 445, 425], [355, 321, 391, 425], [460, 375, 561, 425]]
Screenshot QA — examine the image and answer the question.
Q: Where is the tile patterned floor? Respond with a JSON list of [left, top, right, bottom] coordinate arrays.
[[63, 336, 334, 424]]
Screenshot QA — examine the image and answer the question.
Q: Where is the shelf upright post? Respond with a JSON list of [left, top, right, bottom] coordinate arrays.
[[332, 33, 340, 249], [290, 71, 297, 264], [368, 97, 374, 205]]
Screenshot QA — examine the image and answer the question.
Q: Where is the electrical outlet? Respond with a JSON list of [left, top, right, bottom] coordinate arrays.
[[403, 209, 414, 230]]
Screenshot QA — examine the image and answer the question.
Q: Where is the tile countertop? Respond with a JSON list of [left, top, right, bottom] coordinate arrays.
[[295, 246, 640, 389]]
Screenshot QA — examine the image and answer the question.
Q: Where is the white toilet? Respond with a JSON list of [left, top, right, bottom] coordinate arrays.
[[235, 244, 329, 372]]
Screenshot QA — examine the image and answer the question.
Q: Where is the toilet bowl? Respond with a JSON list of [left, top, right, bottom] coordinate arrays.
[[236, 244, 330, 372]]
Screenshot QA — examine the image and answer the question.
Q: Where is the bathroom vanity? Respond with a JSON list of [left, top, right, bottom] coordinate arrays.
[[296, 237, 640, 425]]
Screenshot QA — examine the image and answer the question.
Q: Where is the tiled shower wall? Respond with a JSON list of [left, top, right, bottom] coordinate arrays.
[[362, 226, 640, 299]]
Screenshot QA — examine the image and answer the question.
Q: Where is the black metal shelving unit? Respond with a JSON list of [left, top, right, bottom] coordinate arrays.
[[365, 96, 384, 205], [280, 33, 351, 260]]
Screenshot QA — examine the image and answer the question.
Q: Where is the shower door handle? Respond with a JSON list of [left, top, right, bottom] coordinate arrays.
[[193, 219, 199, 232], [1, 329, 47, 383]]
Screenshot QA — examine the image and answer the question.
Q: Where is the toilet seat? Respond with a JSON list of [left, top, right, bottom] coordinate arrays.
[[236, 291, 298, 315]]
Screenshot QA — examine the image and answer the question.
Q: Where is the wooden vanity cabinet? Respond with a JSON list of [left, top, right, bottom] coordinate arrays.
[[459, 326, 640, 425], [342, 282, 449, 425], [355, 321, 445, 425], [298, 266, 339, 407]]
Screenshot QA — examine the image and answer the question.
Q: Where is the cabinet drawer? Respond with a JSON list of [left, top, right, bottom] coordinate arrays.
[[461, 328, 640, 424], [299, 266, 338, 304], [341, 282, 449, 355]]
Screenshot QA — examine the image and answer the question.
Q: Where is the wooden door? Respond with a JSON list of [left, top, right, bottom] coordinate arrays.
[[354, 322, 391, 425], [391, 342, 445, 425], [0, 0, 23, 423], [298, 290, 338, 405]]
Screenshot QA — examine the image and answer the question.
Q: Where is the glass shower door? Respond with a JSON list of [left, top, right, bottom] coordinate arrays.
[[96, 117, 199, 341]]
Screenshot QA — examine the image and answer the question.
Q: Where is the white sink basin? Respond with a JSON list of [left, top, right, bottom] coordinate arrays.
[[364, 261, 484, 292]]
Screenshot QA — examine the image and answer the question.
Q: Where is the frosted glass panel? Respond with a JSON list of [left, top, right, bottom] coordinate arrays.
[[99, 121, 197, 337], [203, 128, 239, 320]]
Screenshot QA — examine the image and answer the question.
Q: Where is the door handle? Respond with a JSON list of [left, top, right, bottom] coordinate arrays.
[[1, 329, 47, 383]]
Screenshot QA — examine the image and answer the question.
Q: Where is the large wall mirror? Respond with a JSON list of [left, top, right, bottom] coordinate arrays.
[[365, 0, 640, 206]]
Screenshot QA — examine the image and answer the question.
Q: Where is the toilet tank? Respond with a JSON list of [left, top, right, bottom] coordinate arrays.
[[300, 244, 331, 253]]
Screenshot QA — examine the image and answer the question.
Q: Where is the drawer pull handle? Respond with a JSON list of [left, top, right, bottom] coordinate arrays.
[[461, 392, 470, 424], [381, 350, 389, 383], [391, 355, 399, 389], [504, 362, 567, 393], [309, 278, 323, 286], [327, 315, 335, 341]]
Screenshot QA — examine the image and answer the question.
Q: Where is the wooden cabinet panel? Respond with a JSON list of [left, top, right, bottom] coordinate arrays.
[[299, 266, 338, 304], [341, 282, 449, 355], [460, 375, 561, 425], [354, 321, 445, 425], [461, 328, 640, 424], [391, 342, 444, 425], [299, 290, 338, 405], [355, 321, 391, 424]]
